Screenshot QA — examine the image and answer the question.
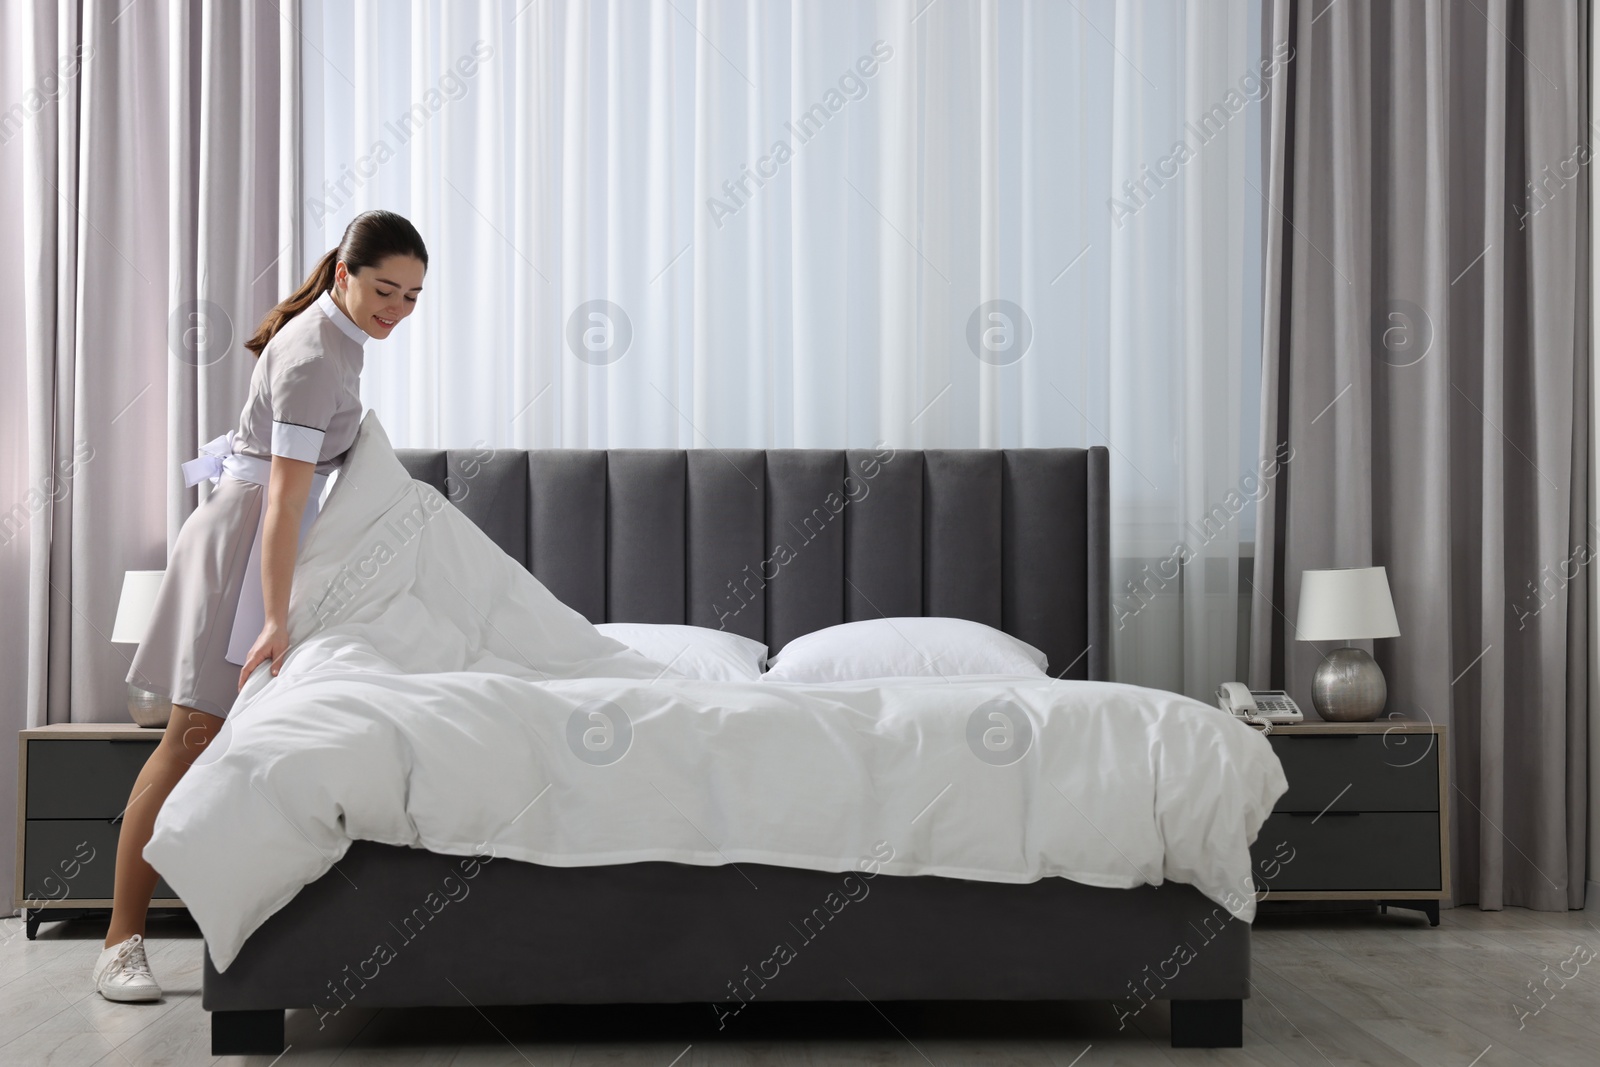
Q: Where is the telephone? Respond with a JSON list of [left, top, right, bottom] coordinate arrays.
[[1216, 682, 1304, 725]]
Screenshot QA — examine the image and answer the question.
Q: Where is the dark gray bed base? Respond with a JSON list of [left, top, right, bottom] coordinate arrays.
[[207, 842, 1249, 1052], [201, 446, 1251, 1051]]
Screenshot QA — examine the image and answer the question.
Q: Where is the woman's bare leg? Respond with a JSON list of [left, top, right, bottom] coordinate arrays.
[[104, 704, 225, 947]]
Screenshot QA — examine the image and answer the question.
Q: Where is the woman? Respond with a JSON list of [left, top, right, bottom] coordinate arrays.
[[93, 210, 428, 1002]]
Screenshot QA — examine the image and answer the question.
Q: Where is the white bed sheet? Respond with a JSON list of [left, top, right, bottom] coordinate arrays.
[[145, 413, 1288, 972]]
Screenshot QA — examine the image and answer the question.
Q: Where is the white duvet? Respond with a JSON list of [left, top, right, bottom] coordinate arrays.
[[146, 413, 1288, 973]]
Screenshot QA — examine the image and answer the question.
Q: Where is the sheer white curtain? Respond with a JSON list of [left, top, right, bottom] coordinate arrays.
[[299, 0, 1264, 698]]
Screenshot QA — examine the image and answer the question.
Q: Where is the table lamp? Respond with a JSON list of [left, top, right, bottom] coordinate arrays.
[[112, 570, 171, 728], [1295, 566, 1401, 721]]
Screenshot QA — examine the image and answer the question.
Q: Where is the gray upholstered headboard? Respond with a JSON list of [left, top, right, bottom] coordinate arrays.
[[393, 447, 1110, 680]]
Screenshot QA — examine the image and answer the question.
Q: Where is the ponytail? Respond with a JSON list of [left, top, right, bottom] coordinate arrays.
[[245, 209, 429, 358], [244, 248, 339, 358]]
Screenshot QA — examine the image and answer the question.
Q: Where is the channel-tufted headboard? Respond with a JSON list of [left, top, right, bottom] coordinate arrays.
[[393, 447, 1110, 680]]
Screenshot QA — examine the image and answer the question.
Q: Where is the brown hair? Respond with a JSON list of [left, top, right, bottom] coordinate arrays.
[[245, 209, 429, 358]]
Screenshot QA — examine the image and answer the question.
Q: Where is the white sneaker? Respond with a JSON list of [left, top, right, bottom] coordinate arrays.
[[94, 934, 162, 1002]]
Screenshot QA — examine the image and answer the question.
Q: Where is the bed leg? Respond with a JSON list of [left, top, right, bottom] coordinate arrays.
[[1170, 999, 1242, 1048], [211, 1008, 284, 1055]]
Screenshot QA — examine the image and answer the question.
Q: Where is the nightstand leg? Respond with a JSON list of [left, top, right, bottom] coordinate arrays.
[[1379, 899, 1441, 926], [24, 909, 39, 940]]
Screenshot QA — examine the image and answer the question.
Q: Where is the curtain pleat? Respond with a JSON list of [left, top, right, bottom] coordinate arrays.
[[0, 0, 293, 908], [302, 0, 1264, 703], [1251, 0, 1589, 910]]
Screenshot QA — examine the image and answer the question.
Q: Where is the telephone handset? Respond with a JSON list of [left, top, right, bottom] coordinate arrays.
[[1216, 682, 1304, 725]]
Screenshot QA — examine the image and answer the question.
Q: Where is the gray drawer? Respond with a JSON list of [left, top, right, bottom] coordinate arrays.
[[1251, 812, 1441, 893], [1269, 734, 1439, 814], [24, 820, 176, 902], [26, 738, 158, 819]]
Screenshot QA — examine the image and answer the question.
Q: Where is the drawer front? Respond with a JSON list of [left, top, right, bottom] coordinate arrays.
[[1251, 812, 1441, 893], [1270, 734, 1439, 813], [26, 738, 158, 819], [24, 820, 176, 902]]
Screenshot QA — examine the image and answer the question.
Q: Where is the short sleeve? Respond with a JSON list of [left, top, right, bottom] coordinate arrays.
[[268, 355, 340, 463]]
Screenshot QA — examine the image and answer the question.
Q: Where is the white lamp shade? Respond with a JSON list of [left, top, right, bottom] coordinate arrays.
[[1296, 566, 1401, 642], [111, 570, 165, 644]]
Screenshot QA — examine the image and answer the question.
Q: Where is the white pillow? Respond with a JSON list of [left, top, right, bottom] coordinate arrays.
[[762, 617, 1049, 683], [594, 623, 768, 682]]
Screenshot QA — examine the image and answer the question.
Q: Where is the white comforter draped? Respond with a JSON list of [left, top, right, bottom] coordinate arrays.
[[145, 413, 1288, 972]]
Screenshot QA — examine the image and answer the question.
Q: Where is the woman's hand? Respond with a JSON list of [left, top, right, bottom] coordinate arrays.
[[238, 617, 291, 691]]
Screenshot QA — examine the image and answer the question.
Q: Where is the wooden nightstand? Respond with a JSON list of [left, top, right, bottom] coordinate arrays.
[[1248, 718, 1449, 925], [15, 723, 183, 938]]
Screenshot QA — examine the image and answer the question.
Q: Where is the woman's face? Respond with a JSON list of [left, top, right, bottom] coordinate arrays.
[[334, 254, 426, 340]]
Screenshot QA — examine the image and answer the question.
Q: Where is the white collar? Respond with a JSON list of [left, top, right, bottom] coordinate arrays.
[[316, 289, 370, 347]]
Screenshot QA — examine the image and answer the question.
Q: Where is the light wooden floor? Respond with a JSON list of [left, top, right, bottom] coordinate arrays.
[[1, 903, 1596, 1066]]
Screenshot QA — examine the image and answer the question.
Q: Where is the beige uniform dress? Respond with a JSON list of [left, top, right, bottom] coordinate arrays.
[[128, 290, 369, 718]]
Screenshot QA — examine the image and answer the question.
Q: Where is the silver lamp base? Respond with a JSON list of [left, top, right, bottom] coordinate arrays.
[[1311, 647, 1386, 722], [127, 684, 172, 729]]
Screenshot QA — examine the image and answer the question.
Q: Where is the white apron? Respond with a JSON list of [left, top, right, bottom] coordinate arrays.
[[182, 431, 332, 666]]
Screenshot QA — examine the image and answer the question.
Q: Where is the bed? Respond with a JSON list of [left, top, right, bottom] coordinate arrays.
[[170, 425, 1266, 1054]]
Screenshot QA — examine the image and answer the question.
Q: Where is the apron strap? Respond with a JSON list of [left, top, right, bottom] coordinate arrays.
[[182, 431, 280, 489], [181, 431, 237, 487], [181, 431, 333, 667]]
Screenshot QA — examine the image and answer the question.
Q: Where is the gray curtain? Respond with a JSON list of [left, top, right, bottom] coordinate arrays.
[[0, 0, 296, 907], [1250, 0, 1590, 910]]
